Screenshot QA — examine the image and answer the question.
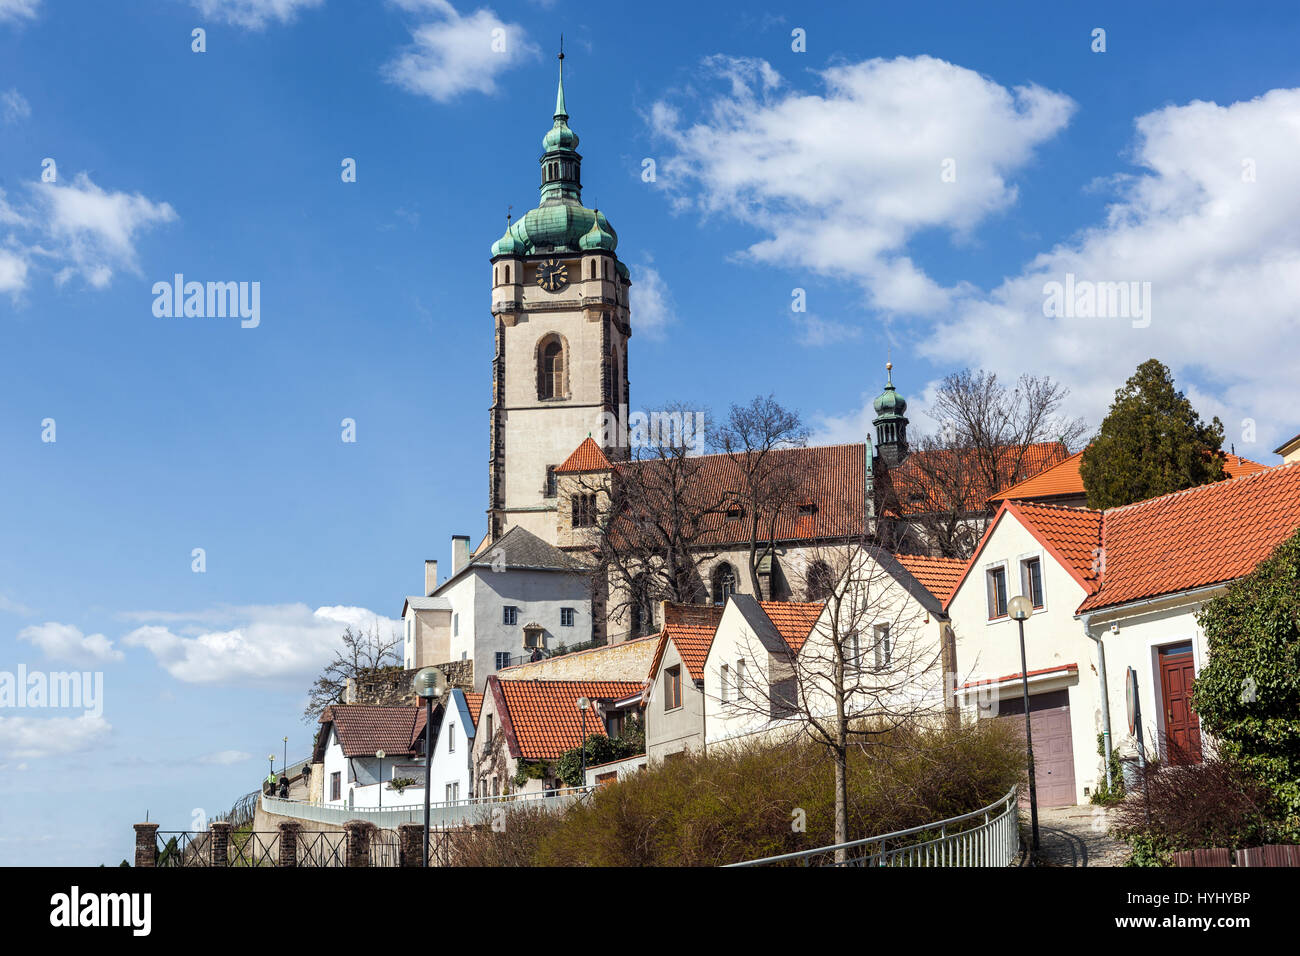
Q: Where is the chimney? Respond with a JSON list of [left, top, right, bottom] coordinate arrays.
[[451, 535, 471, 575], [424, 559, 438, 596]]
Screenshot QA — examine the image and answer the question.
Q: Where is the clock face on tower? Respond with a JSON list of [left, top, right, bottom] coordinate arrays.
[[535, 258, 569, 293]]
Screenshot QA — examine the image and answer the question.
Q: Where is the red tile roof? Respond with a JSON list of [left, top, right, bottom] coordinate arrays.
[[895, 554, 968, 604], [647, 603, 726, 683], [1078, 461, 1300, 612], [759, 601, 824, 654], [555, 437, 614, 474], [319, 705, 423, 757], [963, 663, 1078, 688], [989, 449, 1267, 504], [880, 442, 1069, 515], [464, 692, 485, 729], [617, 443, 868, 547], [496, 678, 644, 760]]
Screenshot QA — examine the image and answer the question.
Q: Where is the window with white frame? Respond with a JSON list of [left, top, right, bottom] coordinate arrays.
[[986, 565, 1009, 619], [448, 722, 456, 753], [1020, 556, 1044, 609], [664, 665, 682, 710], [736, 658, 746, 701], [560, 607, 575, 627], [873, 623, 891, 669], [494, 651, 511, 670], [720, 663, 730, 703], [847, 629, 861, 671], [503, 605, 518, 625], [453, 613, 459, 637]]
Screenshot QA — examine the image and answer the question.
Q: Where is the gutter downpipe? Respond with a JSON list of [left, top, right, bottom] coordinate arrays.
[[1081, 613, 1114, 793]]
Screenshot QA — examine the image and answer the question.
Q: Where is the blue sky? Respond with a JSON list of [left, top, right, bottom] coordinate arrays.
[[2, 0, 1299, 864]]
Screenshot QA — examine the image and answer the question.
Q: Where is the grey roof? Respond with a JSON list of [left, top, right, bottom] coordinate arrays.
[[432, 526, 592, 595], [406, 596, 451, 611]]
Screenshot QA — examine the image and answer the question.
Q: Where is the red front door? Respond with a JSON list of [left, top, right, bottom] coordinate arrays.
[[1159, 645, 1202, 764]]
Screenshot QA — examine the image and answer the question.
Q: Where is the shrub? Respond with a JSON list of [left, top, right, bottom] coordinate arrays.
[[1090, 733, 1125, 805], [448, 717, 1025, 867], [1112, 755, 1276, 865], [1193, 527, 1300, 836]]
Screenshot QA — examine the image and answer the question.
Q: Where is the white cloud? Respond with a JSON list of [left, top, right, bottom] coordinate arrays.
[[31, 172, 177, 289], [122, 603, 399, 687], [0, 248, 28, 295], [0, 714, 111, 760], [651, 55, 1074, 315], [922, 88, 1300, 452], [199, 749, 252, 765], [17, 621, 123, 663], [0, 595, 34, 617], [629, 263, 675, 340], [793, 313, 862, 347], [1, 88, 30, 123], [383, 0, 540, 103], [191, 0, 323, 29], [0, 0, 39, 24]]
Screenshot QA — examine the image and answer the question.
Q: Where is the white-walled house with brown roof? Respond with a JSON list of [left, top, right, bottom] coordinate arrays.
[[313, 705, 430, 810]]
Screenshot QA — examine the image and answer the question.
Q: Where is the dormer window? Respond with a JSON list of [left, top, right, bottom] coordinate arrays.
[[796, 502, 818, 517], [725, 505, 743, 521]]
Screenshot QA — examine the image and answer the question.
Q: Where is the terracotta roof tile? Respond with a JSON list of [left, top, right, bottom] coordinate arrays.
[[1078, 461, 1300, 612], [881, 442, 1069, 515], [319, 705, 423, 758], [990, 448, 1267, 504], [759, 601, 824, 654], [647, 603, 726, 683], [497, 679, 644, 760], [464, 692, 485, 729], [895, 554, 968, 603], [1009, 501, 1105, 590], [556, 437, 614, 474]]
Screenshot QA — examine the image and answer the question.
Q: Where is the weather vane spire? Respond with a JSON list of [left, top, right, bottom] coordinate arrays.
[[554, 34, 568, 119]]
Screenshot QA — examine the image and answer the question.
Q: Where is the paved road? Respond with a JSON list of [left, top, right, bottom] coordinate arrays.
[[1029, 804, 1131, 867]]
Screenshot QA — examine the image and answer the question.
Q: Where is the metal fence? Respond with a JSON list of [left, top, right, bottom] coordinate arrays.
[[727, 787, 1021, 867]]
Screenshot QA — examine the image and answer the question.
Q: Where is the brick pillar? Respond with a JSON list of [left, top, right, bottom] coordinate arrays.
[[398, 823, 424, 867], [343, 820, 375, 867], [133, 823, 159, 868], [209, 821, 232, 866], [277, 821, 302, 867]]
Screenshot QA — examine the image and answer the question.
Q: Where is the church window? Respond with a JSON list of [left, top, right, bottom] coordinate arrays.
[[572, 492, 597, 528], [544, 465, 558, 498], [538, 336, 565, 400], [806, 560, 834, 601], [712, 562, 738, 606]]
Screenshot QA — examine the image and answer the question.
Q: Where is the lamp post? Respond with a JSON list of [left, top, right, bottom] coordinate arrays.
[[375, 750, 386, 809], [576, 696, 591, 788], [283, 736, 288, 775], [1008, 595, 1040, 852], [412, 666, 447, 867]]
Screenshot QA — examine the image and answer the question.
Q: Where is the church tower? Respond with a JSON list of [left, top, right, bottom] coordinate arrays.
[[872, 362, 909, 468], [487, 49, 632, 545]]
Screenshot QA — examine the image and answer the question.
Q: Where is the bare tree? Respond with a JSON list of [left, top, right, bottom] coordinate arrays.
[[303, 624, 402, 722], [881, 369, 1087, 558], [579, 404, 730, 637], [714, 395, 813, 600], [722, 519, 952, 859]]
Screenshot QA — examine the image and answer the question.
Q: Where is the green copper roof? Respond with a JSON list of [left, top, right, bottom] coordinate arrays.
[[872, 363, 908, 419], [489, 50, 621, 258]]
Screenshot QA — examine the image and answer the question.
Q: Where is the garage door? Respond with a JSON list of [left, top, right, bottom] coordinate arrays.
[[995, 689, 1077, 807]]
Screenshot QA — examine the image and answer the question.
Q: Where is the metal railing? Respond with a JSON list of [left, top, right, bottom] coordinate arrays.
[[501, 638, 607, 670], [261, 785, 593, 829], [727, 787, 1021, 867]]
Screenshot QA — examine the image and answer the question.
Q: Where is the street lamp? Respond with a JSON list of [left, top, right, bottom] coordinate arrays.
[[412, 666, 447, 867], [576, 696, 590, 788], [283, 736, 288, 775], [375, 750, 387, 808], [1008, 595, 1040, 852]]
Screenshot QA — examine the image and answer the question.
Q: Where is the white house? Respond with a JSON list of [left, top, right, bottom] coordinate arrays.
[[427, 688, 484, 803], [404, 527, 595, 689], [312, 704, 429, 810]]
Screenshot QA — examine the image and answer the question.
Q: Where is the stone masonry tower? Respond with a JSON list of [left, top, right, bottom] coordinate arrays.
[[487, 48, 632, 545]]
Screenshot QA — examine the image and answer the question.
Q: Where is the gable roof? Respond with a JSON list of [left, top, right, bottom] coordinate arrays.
[[464, 692, 485, 728], [493, 677, 644, 760], [989, 448, 1268, 505], [317, 705, 424, 758], [1078, 460, 1300, 613], [646, 602, 726, 684], [758, 600, 824, 654], [556, 437, 614, 473]]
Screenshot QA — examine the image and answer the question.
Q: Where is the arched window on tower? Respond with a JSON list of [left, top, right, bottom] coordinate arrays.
[[712, 562, 738, 606], [538, 336, 565, 400]]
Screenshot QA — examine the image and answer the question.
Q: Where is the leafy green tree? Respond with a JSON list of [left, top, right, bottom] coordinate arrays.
[[1193, 528, 1300, 834], [1080, 359, 1226, 509], [555, 715, 645, 787]]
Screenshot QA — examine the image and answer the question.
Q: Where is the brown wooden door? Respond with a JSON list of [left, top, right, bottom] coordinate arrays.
[[1159, 646, 1202, 764], [997, 689, 1077, 807]]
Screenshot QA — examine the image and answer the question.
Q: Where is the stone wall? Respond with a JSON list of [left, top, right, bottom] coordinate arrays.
[[497, 633, 658, 683], [350, 661, 475, 705]]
